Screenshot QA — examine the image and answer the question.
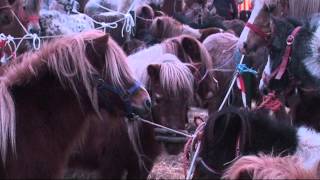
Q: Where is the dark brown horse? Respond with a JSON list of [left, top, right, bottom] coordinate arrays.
[[128, 35, 215, 154], [0, 30, 151, 178]]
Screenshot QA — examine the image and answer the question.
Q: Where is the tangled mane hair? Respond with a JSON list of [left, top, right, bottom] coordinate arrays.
[[0, 29, 134, 164], [148, 53, 194, 98], [203, 32, 238, 68], [223, 154, 320, 179]]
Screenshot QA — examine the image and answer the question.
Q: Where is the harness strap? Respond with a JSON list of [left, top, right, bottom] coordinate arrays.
[[274, 26, 302, 80], [246, 22, 271, 41]]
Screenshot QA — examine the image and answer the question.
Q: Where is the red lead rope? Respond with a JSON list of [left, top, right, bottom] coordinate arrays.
[[257, 91, 283, 112]]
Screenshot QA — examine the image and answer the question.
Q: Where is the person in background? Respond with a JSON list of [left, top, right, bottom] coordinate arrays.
[[213, 0, 238, 20]]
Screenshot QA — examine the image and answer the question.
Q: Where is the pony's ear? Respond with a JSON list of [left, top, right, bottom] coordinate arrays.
[[208, 108, 244, 141], [181, 36, 201, 63], [91, 33, 109, 55], [140, 5, 154, 18], [147, 64, 161, 82], [156, 18, 165, 33]]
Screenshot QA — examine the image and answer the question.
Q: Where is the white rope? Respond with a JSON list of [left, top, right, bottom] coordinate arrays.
[[10, 8, 42, 51], [132, 115, 193, 138], [93, 1, 136, 37], [218, 55, 245, 111], [0, 0, 141, 57]]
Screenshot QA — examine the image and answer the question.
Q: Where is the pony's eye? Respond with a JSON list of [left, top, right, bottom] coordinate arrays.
[[8, 0, 16, 5], [154, 93, 163, 104]]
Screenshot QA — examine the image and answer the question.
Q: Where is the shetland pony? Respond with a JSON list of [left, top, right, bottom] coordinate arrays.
[[129, 35, 215, 106], [194, 108, 320, 179], [223, 154, 320, 179], [0, 0, 41, 55], [0, 30, 151, 178], [258, 15, 320, 131], [150, 16, 224, 42], [239, 0, 320, 54], [129, 53, 195, 154], [203, 32, 269, 111]]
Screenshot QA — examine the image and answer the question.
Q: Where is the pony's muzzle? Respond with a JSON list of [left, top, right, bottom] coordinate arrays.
[[28, 23, 41, 35], [131, 98, 152, 118]]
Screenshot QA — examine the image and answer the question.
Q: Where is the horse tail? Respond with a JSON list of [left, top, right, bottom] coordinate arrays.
[[125, 119, 150, 175], [0, 82, 16, 164]]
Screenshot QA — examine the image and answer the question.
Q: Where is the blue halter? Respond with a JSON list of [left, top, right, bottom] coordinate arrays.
[[94, 76, 142, 118]]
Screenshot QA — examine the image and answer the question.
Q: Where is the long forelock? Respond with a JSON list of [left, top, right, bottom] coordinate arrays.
[[104, 37, 135, 90], [159, 60, 194, 98]]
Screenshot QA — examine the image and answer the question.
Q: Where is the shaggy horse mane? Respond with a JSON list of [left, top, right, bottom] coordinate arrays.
[[223, 154, 319, 179], [0, 29, 133, 164], [148, 54, 194, 98]]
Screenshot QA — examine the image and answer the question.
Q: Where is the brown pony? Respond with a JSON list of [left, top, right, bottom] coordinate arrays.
[[128, 35, 215, 153], [150, 16, 223, 42], [0, 30, 151, 178]]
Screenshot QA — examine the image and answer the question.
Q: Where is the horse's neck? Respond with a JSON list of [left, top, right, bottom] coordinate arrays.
[[181, 25, 201, 39]]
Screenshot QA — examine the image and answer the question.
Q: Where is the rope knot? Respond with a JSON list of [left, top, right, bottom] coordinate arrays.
[[237, 64, 257, 75], [257, 91, 283, 112], [122, 12, 135, 37]]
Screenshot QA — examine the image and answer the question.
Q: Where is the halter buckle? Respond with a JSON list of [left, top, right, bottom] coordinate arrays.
[[286, 35, 294, 45]]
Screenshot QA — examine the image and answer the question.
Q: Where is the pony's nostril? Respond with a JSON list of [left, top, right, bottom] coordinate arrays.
[[29, 28, 40, 35], [243, 42, 248, 49], [144, 99, 152, 110], [262, 88, 269, 95]]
